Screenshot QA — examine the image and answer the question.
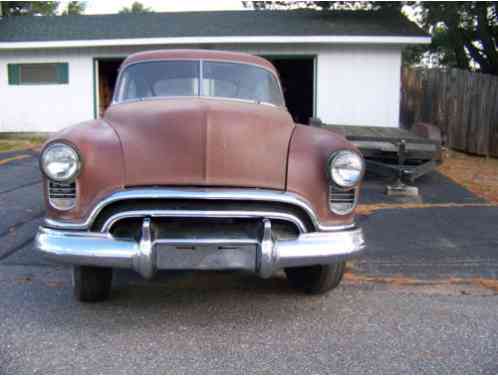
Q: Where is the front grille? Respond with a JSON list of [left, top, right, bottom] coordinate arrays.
[[91, 199, 315, 232], [110, 217, 300, 242], [329, 186, 356, 215], [48, 181, 76, 210]]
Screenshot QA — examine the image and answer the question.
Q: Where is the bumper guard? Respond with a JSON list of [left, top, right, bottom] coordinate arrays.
[[35, 218, 365, 279]]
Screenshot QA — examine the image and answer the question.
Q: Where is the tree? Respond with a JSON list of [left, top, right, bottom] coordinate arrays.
[[119, 1, 153, 14], [61, 1, 86, 16], [1, 1, 59, 16], [419, 2, 498, 75], [243, 1, 402, 11]]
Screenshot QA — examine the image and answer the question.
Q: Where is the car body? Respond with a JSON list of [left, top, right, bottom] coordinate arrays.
[[35, 50, 365, 301]]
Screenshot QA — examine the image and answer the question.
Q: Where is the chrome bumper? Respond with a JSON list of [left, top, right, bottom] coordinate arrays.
[[35, 219, 365, 279]]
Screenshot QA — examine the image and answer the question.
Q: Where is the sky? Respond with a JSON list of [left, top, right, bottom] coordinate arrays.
[[81, 0, 245, 14], [58, 1, 418, 24]]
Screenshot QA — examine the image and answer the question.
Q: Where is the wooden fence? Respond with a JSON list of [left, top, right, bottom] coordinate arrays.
[[400, 67, 498, 157]]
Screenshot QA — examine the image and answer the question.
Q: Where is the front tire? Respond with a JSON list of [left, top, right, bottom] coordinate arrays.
[[285, 262, 345, 294], [73, 266, 112, 302]]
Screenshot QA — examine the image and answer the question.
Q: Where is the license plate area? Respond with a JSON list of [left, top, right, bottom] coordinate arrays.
[[155, 242, 258, 271]]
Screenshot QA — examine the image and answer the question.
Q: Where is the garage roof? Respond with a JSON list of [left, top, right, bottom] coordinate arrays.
[[0, 10, 430, 49]]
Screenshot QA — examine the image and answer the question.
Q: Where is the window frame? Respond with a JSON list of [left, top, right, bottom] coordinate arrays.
[[7, 63, 69, 86]]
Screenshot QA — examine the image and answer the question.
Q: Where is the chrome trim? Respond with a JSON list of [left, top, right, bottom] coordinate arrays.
[[44, 188, 355, 232], [258, 219, 275, 278], [36, 227, 138, 270], [199, 58, 204, 97], [40, 142, 82, 183], [47, 181, 77, 211], [273, 228, 365, 270], [101, 209, 307, 233], [35, 219, 365, 279], [328, 186, 359, 216], [156, 238, 259, 245], [135, 217, 155, 279], [327, 150, 365, 189]]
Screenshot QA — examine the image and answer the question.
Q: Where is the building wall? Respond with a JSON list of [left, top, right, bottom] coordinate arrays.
[[0, 43, 402, 132], [0, 49, 94, 132], [316, 45, 402, 127]]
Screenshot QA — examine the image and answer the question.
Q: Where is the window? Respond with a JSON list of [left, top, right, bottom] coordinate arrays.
[[114, 60, 285, 107], [202, 61, 284, 106], [116, 61, 200, 102], [8, 63, 69, 85]]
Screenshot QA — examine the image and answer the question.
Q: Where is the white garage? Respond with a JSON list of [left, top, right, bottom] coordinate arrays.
[[0, 10, 429, 133]]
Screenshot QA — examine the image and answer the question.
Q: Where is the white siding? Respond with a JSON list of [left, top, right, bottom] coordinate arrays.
[[0, 49, 94, 132], [316, 45, 402, 127], [0, 43, 402, 132]]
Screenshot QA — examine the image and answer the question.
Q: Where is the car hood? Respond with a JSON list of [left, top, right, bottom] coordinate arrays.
[[104, 98, 295, 189]]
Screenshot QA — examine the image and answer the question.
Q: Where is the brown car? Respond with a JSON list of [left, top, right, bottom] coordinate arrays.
[[35, 50, 365, 302]]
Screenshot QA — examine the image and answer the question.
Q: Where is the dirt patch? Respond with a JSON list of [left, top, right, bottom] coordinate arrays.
[[0, 154, 31, 166], [344, 269, 498, 295], [448, 277, 498, 293], [344, 270, 428, 286], [356, 202, 496, 216], [438, 149, 498, 204]]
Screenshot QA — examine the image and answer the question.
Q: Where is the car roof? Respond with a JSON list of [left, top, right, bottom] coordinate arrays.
[[121, 49, 278, 76]]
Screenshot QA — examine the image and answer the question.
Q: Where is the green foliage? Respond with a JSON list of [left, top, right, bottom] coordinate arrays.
[[419, 2, 498, 75], [1, 1, 59, 16], [119, 1, 153, 14], [61, 1, 86, 16], [243, 1, 403, 11]]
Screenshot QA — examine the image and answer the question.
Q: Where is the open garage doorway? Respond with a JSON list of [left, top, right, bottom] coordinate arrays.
[[264, 56, 316, 124], [94, 55, 316, 123], [94, 58, 124, 118]]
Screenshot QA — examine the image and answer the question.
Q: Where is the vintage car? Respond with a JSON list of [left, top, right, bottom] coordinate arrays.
[[35, 50, 365, 302]]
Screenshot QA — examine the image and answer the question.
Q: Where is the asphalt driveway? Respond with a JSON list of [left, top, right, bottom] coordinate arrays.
[[0, 150, 497, 374]]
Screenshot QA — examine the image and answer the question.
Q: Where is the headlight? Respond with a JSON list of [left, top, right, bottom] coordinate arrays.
[[329, 150, 364, 188], [41, 143, 81, 182]]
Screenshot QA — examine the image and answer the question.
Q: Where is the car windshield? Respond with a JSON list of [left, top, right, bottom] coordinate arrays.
[[114, 60, 285, 107]]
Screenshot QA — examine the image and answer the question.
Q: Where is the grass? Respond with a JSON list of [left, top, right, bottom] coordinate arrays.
[[0, 136, 45, 153]]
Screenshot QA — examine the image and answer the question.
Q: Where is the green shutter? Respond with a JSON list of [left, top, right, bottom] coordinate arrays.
[[7, 64, 20, 85], [56, 63, 69, 84]]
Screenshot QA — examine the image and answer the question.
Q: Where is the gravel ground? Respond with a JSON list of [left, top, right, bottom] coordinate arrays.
[[1, 264, 497, 374]]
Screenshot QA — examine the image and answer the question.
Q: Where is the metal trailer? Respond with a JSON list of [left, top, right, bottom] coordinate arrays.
[[311, 121, 443, 193]]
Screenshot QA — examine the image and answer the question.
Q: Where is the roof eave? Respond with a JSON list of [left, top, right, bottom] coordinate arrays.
[[0, 35, 431, 50]]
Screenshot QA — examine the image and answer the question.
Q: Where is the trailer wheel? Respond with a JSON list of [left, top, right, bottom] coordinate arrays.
[[285, 262, 345, 294], [73, 266, 112, 302]]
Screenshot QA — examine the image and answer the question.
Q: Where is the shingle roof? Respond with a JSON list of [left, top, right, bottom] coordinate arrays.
[[0, 10, 427, 43]]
